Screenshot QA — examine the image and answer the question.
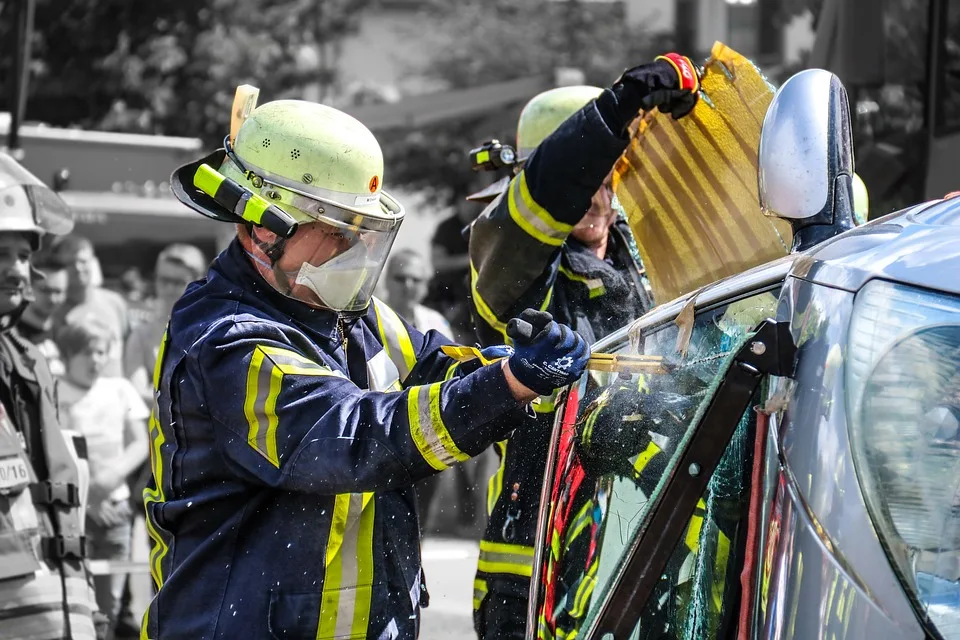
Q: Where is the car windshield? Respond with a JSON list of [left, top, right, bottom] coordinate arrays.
[[534, 288, 779, 640]]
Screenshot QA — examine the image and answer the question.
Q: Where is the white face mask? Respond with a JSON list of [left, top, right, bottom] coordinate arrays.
[[294, 242, 376, 311]]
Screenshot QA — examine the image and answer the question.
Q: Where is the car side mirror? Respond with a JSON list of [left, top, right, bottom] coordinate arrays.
[[758, 69, 856, 252]]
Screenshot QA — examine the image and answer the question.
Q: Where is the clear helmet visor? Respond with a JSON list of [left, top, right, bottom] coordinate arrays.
[[0, 154, 74, 237], [282, 214, 400, 312]]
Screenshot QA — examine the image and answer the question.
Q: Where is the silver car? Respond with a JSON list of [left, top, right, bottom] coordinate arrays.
[[529, 69, 960, 640]]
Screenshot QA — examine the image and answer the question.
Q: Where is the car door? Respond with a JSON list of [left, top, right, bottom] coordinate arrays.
[[529, 256, 795, 640]]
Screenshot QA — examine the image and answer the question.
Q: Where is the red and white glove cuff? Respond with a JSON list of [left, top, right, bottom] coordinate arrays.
[[656, 53, 700, 94]]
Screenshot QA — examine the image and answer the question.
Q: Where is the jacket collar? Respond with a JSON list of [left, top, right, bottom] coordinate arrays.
[[214, 240, 343, 345]]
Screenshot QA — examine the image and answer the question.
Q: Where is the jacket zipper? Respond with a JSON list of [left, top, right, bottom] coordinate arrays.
[[337, 317, 349, 356]]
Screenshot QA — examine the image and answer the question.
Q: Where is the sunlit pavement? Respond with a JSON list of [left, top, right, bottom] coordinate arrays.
[[419, 537, 480, 639]]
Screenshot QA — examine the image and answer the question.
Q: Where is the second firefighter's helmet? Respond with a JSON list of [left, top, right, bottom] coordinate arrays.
[[516, 85, 604, 161], [467, 85, 603, 202]]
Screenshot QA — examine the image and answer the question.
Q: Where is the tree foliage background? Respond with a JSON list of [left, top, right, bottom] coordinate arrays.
[[380, 0, 659, 209], [0, 0, 369, 144]]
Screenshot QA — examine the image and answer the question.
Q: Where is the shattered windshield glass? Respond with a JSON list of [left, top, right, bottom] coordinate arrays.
[[535, 289, 778, 640]]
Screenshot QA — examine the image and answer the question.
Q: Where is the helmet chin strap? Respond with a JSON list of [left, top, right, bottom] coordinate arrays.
[[250, 226, 288, 264]]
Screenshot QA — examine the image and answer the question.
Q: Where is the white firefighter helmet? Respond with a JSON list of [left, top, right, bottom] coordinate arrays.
[[0, 152, 74, 249]]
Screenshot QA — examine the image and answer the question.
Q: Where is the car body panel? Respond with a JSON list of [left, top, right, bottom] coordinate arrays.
[[532, 201, 960, 639], [790, 198, 960, 296], [760, 278, 925, 637]]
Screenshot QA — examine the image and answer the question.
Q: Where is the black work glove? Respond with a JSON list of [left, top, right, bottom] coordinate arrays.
[[596, 53, 701, 134], [506, 309, 590, 396]]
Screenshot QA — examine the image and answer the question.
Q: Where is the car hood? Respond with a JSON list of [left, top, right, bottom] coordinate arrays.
[[789, 198, 960, 295]]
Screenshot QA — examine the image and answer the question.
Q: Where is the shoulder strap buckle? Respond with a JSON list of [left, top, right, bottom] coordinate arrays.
[[42, 535, 87, 560], [30, 481, 81, 507]]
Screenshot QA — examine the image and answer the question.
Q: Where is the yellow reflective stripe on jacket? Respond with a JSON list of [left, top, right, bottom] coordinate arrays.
[[487, 440, 508, 515], [470, 262, 509, 340], [566, 501, 593, 546], [478, 541, 534, 578], [508, 171, 573, 247], [632, 440, 663, 476], [685, 498, 708, 553], [372, 298, 417, 383], [318, 493, 376, 638], [558, 265, 606, 299], [712, 528, 732, 612], [534, 388, 560, 415], [443, 361, 460, 381], [470, 260, 554, 343], [473, 578, 488, 611], [570, 558, 599, 618], [407, 383, 469, 471], [144, 330, 170, 592], [242, 346, 339, 468]]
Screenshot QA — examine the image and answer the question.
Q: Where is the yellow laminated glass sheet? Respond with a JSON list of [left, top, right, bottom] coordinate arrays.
[[614, 42, 792, 304]]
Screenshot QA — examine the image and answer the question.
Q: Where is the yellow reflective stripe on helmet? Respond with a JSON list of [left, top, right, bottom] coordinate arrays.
[[558, 265, 606, 299], [487, 440, 508, 515], [243, 346, 341, 468], [372, 298, 417, 383], [478, 541, 534, 577], [407, 383, 469, 471], [318, 493, 376, 638], [470, 261, 509, 340], [508, 171, 573, 247], [632, 440, 663, 475], [144, 330, 170, 592], [473, 578, 488, 611]]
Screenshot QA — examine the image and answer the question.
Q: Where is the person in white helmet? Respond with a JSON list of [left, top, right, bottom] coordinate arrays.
[[0, 152, 101, 640], [146, 96, 592, 638]]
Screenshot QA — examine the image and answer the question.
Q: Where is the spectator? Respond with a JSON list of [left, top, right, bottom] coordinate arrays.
[[55, 319, 149, 638], [119, 267, 147, 305], [124, 244, 207, 403], [18, 251, 70, 376], [49, 235, 130, 377], [385, 248, 453, 337], [119, 267, 153, 329]]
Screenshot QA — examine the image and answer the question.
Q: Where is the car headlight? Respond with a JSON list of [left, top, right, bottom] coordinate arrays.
[[847, 280, 960, 636]]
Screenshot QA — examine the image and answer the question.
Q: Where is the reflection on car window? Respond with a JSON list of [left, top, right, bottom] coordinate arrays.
[[535, 290, 777, 640]]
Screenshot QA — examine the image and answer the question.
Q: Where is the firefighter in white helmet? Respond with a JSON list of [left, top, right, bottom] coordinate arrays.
[[0, 152, 101, 640], [151, 97, 591, 638]]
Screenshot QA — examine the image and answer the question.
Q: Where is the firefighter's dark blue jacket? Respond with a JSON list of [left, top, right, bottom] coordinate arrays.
[[142, 240, 526, 640], [469, 94, 652, 636]]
